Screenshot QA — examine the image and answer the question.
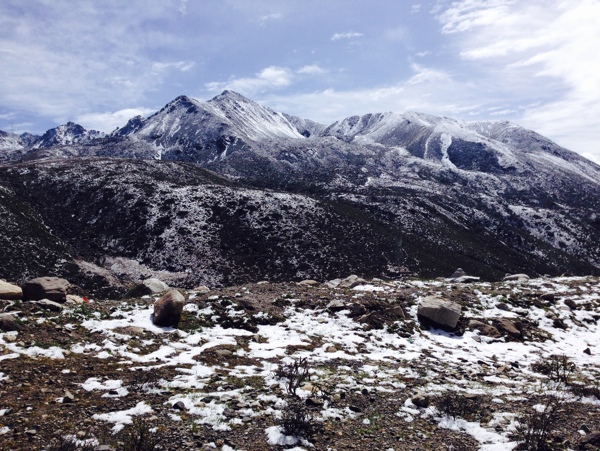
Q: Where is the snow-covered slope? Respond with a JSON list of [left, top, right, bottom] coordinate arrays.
[[33, 122, 104, 148]]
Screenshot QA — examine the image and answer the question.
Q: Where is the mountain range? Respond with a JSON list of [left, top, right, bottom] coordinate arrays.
[[1, 90, 599, 294]]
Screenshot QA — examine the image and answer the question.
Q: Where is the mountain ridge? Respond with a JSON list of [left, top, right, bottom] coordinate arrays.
[[0, 91, 599, 294]]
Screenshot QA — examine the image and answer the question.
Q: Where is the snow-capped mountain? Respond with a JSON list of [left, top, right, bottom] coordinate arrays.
[[0, 91, 599, 288], [33, 121, 104, 148]]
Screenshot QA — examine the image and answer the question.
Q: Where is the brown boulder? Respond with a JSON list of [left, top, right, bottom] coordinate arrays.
[[0, 313, 22, 332], [495, 318, 521, 338], [22, 277, 70, 302], [468, 320, 501, 338], [417, 296, 462, 329], [153, 290, 185, 327]]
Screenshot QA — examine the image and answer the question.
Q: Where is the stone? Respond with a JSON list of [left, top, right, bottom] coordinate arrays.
[[0, 280, 22, 300], [450, 268, 466, 279], [297, 279, 319, 286], [66, 295, 87, 304], [326, 299, 347, 312], [193, 285, 210, 293], [495, 302, 510, 311], [172, 401, 186, 411], [412, 393, 430, 408], [33, 299, 65, 312], [417, 296, 462, 329], [503, 273, 530, 282], [453, 276, 480, 283], [468, 320, 501, 338], [153, 289, 185, 327], [142, 278, 169, 294], [338, 275, 366, 289], [22, 277, 70, 302], [564, 299, 578, 310], [583, 348, 591, 355], [579, 431, 600, 448], [305, 397, 325, 408], [214, 349, 233, 357], [0, 313, 21, 332], [325, 345, 337, 353], [325, 278, 342, 288], [496, 318, 521, 338]]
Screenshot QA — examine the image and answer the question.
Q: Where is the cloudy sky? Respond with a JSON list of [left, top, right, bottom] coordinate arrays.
[[1, 0, 599, 163]]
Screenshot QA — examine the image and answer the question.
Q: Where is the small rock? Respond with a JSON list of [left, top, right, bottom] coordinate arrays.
[[66, 295, 87, 304], [325, 345, 338, 353], [450, 268, 466, 279], [305, 397, 325, 408], [25, 429, 37, 436], [495, 302, 510, 311], [33, 299, 65, 312], [325, 279, 341, 288], [349, 405, 362, 413], [193, 285, 210, 293], [412, 393, 430, 408], [453, 276, 480, 283], [214, 349, 233, 357], [63, 391, 75, 403], [564, 299, 578, 310], [296, 279, 319, 286], [583, 348, 591, 355], [326, 300, 347, 312], [172, 401, 186, 411], [503, 274, 530, 283], [0, 313, 21, 332], [580, 431, 600, 447], [540, 293, 555, 303]]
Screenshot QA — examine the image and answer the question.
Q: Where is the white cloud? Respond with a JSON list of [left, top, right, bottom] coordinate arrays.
[[205, 66, 293, 96], [435, 0, 600, 164], [297, 65, 325, 75], [259, 13, 283, 25], [76, 107, 156, 133], [331, 32, 364, 41], [151, 61, 195, 73]]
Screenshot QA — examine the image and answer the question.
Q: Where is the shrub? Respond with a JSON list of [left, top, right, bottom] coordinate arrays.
[[279, 396, 315, 438], [118, 417, 161, 451], [275, 357, 311, 398], [513, 392, 567, 451], [531, 354, 576, 385], [436, 391, 484, 421]]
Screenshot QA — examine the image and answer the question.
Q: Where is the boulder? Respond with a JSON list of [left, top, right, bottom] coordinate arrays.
[[503, 273, 530, 282], [468, 320, 501, 338], [450, 268, 466, 279], [66, 295, 87, 304], [338, 275, 366, 289], [0, 313, 21, 332], [22, 277, 70, 302], [453, 276, 480, 283], [495, 318, 521, 338], [33, 299, 65, 312], [296, 279, 319, 286], [579, 430, 600, 448], [193, 285, 210, 294], [417, 296, 462, 329], [129, 278, 169, 297], [153, 290, 185, 327], [0, 280, 22, 300]]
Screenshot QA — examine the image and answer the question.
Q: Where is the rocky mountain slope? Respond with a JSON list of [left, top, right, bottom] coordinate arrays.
[[0, 159, 403, 294], [1, 91, 599, 292]]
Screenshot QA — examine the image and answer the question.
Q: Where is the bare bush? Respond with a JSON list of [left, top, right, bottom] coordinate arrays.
[[436, 391, 484, 421], [275, 357, 311, 398], [280, 396, 315, 438], [513, 392, 568, 451], [531, 354, 576, 384]]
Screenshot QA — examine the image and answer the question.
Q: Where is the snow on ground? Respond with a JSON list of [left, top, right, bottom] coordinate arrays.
[[1, 276, 599, 448]]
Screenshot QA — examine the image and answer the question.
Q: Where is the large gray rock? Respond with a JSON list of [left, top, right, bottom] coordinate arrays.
[[417, 296, 462, 329], [128, 278, 169, 297], [22, 277, 70, 302], [0, 280, 23, 300], [153, 290, 185, 327]]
